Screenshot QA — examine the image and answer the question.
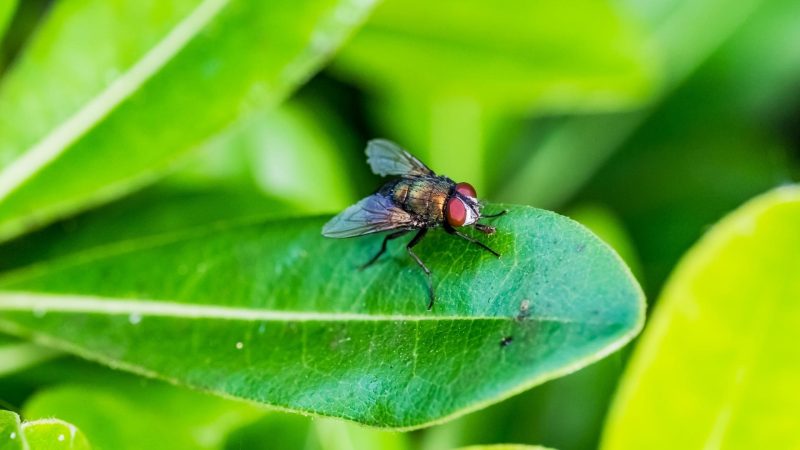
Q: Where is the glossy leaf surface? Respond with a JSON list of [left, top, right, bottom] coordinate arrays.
[[603, 186, 800, 449], [0, 204, 644, 428]]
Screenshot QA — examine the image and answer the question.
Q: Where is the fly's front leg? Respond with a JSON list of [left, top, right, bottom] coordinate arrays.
[[360, 229, 410, 270], [482, 209, 508, 219], [445, 223, 501, 257], [406, 228, 435, 309]]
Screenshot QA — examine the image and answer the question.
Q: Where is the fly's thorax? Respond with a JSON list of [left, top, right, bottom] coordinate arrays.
[[387, 176, 453, 224]]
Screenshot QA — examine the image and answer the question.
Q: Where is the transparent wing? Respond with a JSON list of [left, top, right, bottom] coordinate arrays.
[[365, 139, 434, 177], [322, 194, 415, 238]]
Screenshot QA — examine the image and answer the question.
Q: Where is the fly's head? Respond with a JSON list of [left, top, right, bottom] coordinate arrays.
[[446, 182, 488, 229]]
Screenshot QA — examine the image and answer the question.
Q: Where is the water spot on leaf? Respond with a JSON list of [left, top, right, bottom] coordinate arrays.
[[235, 342, 244, 350], [129, 313, 142, 325], [517, 299, 531, 321]]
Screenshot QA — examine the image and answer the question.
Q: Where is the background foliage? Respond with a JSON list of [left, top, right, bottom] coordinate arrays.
[[0, 0, 798, 449]]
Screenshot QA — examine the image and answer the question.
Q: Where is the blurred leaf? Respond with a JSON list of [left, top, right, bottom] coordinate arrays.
[[23, 381, 263, 450], [678, 0, 800, 117], [0, 205, 643, 428], [334, 0, 658, 111], [602, 186, 800, 449], [190, 99, 358, 213], [0, 335, 60, 377], [499, 0, 771, 208], [457, 446, 554, 450], [0, 0, 16, 45], [340, 0, 661, 198], [224, 414, 411, 450], [0, 185, 292, 273], [313, 418, 410, 450], [575, 91, 792, 294], [224, 414, 313, 450], [0, 410, 91, 450], [0, 0, 377, 243]]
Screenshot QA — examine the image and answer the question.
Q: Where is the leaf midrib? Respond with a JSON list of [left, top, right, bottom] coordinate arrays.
[[0, 292, 626, 325]]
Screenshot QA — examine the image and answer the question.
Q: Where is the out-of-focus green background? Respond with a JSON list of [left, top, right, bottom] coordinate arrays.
[[0, 0, 798, 449]]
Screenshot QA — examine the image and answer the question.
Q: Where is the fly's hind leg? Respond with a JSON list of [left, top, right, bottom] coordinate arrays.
[[360, 229, 410, 270], [406, 228, 435, 310]]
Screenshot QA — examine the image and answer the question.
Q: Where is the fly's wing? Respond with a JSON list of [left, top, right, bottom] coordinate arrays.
[[366, 139, 434, 177], [322, 194, 415, 238]]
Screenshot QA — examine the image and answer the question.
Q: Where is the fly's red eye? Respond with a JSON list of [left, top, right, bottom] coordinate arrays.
[[446, 197, 467, 227], [455, 182, 477, 198]]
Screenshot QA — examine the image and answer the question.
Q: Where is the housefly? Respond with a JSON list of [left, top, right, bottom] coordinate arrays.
[[322, 139, 507, 309]]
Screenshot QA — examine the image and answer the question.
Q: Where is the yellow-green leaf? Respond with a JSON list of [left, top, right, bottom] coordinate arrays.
[[602, 185, 800, 449]]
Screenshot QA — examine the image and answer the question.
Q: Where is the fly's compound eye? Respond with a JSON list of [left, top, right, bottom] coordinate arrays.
[[446, 197, 467, 227], [455, 182, 477, 199]]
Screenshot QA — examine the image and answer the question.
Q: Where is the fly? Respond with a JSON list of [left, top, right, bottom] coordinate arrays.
[[322, 139, 507, 309]]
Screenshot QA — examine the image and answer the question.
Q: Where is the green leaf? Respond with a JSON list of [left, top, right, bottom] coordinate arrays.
[[0, 410, 91, 450], [0, 0, 376, 243], [0, 204, 644, 428], [333, 0, 658, 111], [602, 186, 800, 449], [23, 381, 264, 450], [0, 335, 61, 377]]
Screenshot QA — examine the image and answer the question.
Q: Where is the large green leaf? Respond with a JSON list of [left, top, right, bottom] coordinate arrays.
[[602, 186, 800, 449], [333, 0, 657, 111], [0, 410, 90, 450], [0, 204, 643, 428], [0, 0, 376, 243]]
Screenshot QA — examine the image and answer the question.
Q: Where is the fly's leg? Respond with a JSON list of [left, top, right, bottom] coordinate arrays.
[[474, 223, 496, 235], [482, 210, 508, 219], [406, 228, 435, 310], [445, 223, 501, 257], [360, 229, 410, 270]]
